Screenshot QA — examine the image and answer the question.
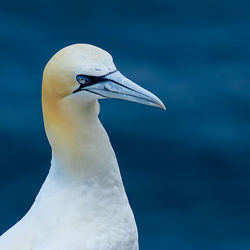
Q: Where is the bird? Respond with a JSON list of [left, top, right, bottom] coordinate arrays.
[[0, 44, 165, 250]]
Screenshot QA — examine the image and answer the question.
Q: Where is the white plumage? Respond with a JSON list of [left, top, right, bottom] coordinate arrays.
[[0, 44, 165, 250]]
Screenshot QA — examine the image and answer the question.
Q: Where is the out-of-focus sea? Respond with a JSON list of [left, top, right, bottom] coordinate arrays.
[[0, 0, 249, 249]]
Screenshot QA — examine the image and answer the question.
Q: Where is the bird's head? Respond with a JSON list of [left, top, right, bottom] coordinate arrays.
[[42, 44, 165, 114], [42, 44, 166, 168]]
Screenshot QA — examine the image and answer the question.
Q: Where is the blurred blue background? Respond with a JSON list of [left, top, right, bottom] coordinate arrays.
[[0, 0, 250, 249]]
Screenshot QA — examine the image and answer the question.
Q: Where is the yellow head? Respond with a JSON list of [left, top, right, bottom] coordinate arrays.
[[43, 44, 116, 99], [42, 43, 165, 125]]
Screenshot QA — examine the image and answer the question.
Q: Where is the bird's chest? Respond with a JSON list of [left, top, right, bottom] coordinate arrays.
[[33, 212, 138, 250], [32, 189, 138, 250], [31, 165, 139, 250]]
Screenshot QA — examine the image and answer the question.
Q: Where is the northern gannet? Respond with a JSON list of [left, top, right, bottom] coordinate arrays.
[[0, 44, 165, 250]]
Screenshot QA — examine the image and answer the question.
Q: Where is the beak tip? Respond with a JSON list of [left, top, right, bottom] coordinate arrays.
[[162, 104, 167, 110], [155, 98, 166, 110], [158, 103, 166, 110]]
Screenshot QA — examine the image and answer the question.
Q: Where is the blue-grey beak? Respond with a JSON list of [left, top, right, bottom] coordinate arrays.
[[83, 71, 166, 110]]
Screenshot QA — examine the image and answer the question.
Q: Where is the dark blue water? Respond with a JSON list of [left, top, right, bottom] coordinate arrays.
[[0, 0, 250, 249]]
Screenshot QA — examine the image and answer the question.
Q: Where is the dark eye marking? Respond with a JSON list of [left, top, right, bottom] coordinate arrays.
[[74, 75, 104, 94], [73, 70, 118, 94], [75, 75, 106, 87]]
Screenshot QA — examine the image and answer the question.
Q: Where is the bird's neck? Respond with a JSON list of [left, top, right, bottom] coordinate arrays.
[[39, 94, 132, 229], [42, 94, 118, 180]]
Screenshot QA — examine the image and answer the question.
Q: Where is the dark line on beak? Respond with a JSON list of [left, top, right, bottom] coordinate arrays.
[[100, 69, 118, 78], [85, 89, 108, 98], [102, 87, 157, 104]]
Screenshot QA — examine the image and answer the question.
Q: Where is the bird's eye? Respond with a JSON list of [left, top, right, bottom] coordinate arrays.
[[76, 75, 90, 85]]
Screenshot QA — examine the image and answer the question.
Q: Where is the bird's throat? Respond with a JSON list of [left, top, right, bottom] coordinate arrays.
[[42, 93, 116, 178]]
